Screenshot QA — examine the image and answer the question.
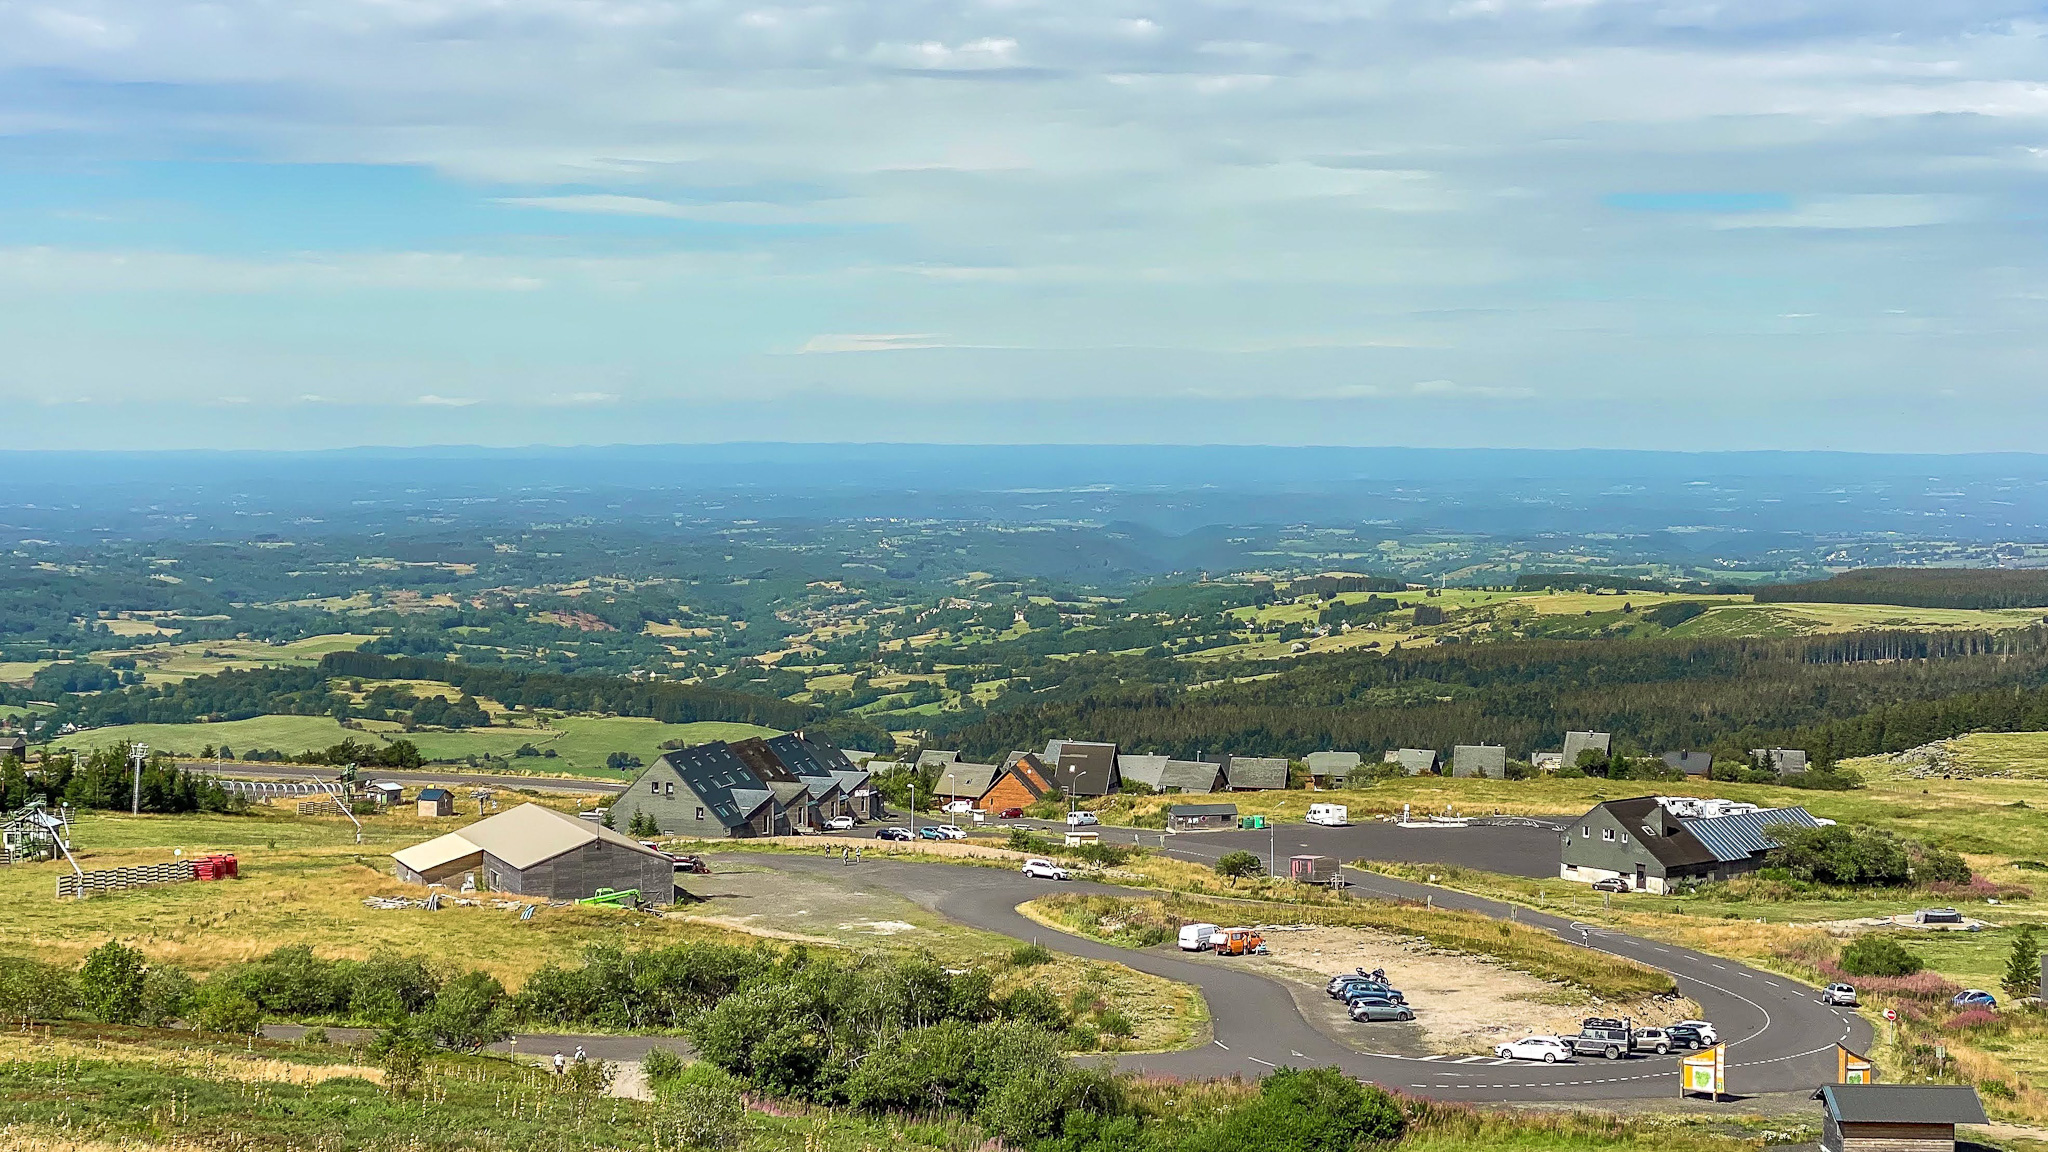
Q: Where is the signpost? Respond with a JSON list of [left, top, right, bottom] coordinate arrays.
[[1679, 1044, 1727, 1102], [1883, 1006, 1898, 1046], [1836, 1044, 1875, 1084]]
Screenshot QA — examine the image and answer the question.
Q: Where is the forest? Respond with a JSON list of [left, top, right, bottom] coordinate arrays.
[[1755, 567, 2048, 610]]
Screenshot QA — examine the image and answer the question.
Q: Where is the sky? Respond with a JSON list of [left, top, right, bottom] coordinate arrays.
[[2, 1, 2046, 450]]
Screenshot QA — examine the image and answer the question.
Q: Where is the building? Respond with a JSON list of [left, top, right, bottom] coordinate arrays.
[[1304, 751, 1361, 788], [1222, 756, 1289, 791], [1118, 754, 1229, 794], [768, 732, 879, 821], [1531, 751, 1563, 771], [1661, 751, 1714, 777], [609, 742, 789, 838], [1168, 803, 1238, 831], [1043, 740, 1121, 797], [1752, 747, 1810, 774], [980, 752, 1058, 812], [416, 788, 455, 817], [917, 749, 962, 770], [390, 802, 674, 903], [1561, 731, 1612, 768], [0, 733, 27, 761], [1817, 1085, 1987, 1152], [1559, 796, 1824, 893], [727, 738, 830, 830], [366, 781, 406, 806], [1451, 745, 1506, 779], [931, 761, 999, 804], [1385, 748, 1441, 776]]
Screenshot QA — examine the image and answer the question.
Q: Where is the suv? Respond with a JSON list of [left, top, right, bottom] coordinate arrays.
[[824, 815, 856, 831], [1336, 981, 1406, 1005], [875, 827, 913, 841], [1821, 982, 1858, 1007], [1065, 811, 1099, 827], [1021, 858, 1069, 881], [1569, 1017, 1634, 1060], [1591, 877, 1630, 893], [1632, 1028, 1676, 1055], [1675, 1020, 1718, 1045], [1662, 1024, 1709, 1050]]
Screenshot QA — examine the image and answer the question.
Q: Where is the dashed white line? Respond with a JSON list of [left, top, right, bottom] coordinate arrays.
[[1247, 1057, 1277, 1068]]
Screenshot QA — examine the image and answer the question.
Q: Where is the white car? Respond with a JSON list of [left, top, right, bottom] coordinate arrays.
[[824, 815, 856, 831], [1494, 1036, 1573, 1064], [1065, 811, 1099, 827], [931, 824, 967, 840], [1021, 858, 1070, 881], [942, 799, 975, 815], [1676, 1020, 1719, 1045], [1821, 982, 1858, 1007]]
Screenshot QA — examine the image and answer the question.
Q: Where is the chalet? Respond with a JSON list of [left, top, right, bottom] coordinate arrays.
[[1817, 1085, 1986, 1152], [1043, 740, 1121, 797], [1661, 750, 1714, 777], [1752, 747, 1810, 774], [0, 734, 26, 761], [931, 762, 999, 805], [416, 788, 455, 818], [1451, 745, 1506, 779], [980, 752, 1058, 812], [1385, 748, 1441, 776], [1304, 751, 1360, 787], [729, 738, 832, 830], [1561, 731, 1612, 768], [766, 732, 876, 821], [1222, 756, 1288, 791], [1167, 803, 1238, 831], [1560, 796, 1823, 893], [1117, 754, 1227, 794], [609, 742, 789, 838], [917, 749, 962, 769], [391, 802, 673, 904]]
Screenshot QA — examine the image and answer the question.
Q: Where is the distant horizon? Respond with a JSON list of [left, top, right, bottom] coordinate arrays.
[[11, 443, 2048, 461]]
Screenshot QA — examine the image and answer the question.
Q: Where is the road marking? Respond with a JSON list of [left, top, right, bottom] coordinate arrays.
[[1453, 1056, 1489, 1063], [1246, 1057, 1277, 1068], [1212, 1041, 1229, 1051]]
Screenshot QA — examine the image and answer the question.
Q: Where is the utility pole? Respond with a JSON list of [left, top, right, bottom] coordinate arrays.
[[129, 742, 149, 815]]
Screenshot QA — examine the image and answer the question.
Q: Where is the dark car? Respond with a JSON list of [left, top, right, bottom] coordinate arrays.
[[671, 854, 710, 874], [999, 807, 1026, 819], [1338, 982, 1406, 1005], [1591, 877, 1630, 893], [875, 827, 913, 841], [1663, 1024, 1708, 1050], [1348, 998, 1415, 1022]]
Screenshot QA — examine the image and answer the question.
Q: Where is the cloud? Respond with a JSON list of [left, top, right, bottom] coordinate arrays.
[[413, 395, 480, 407], [543, 391, 620, 405], [797, 333, 951, 354]]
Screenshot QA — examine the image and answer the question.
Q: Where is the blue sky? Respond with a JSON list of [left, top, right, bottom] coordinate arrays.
[[1, 1, 2045, 449]]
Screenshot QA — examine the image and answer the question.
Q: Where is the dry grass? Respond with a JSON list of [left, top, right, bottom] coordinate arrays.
[[0, 1027, 385, 1088]]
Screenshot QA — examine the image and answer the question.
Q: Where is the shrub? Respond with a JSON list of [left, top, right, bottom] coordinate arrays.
[[299, 1025, 329, 1045], [1096, 1009, 1135, 1042], [1769, 825, 1911, 886], [1011, 943, 1053, 968], [0, 955, 77, 1024], [1215, 851, 1263, 885], [425, 970, 512, 1052], [1943, 1009, 2001, 1031], [139, 965, 195, 1026], [77, 941, 147, 1025], [997, 985, 1069, 1031], [1914, 847, 1973, 886], [190, 985, 263, 1035], [1179, 1066, 1405, 1152], [664, 1077, 747, 1149], [368, 1021, 434, 1096], [641, 1046, 687, 1086], [1839, 935, 1923, 978]]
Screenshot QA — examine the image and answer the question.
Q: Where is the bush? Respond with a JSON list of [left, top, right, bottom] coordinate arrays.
[[77, 941, 147, 1025], [998, 985, 1069, 1031], [641, 1046, 687, 1086], [1839, 935, 1923, 978], [299, 1025, 329, 1045], [1913, 847, 1973, 886], [1180, 1066, 1406, 1152], [1011, 943, 1053, 968], [1215, 851, 1263, 885], [190, 985, 263, 1035], [368, 1022, 435, 1096], [425, 970, 512, 1052], [665, 1077, 747, 1149], [1769, 825, 1911, 886], [0, 955, 77, 1024], [139, 965, 195, 1026]]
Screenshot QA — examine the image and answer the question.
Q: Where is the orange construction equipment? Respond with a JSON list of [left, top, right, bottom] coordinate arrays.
[[1213, 927, 1266, 956]]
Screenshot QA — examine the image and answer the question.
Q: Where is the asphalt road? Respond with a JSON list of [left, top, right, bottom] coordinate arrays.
[[753, 837, 1871, 1103], [207, 765, 626, 796]]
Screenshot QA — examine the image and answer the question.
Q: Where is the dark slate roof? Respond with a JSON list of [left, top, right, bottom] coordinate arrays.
[[766, 734, 846, 801], [1169, 803, 1238, 818], [659, 743, 778, 830], [418, 788, 452, 801], [1661, 751, 1714, 776], [1682, 806, 1821, 863], [1820, 1085, 1987, 1125], [1224, 756, 1290, 790], [1160, 759, 1226, 793], [1047, 740, 1120, 796], [933, 762, 998, 797], [1597, 796, 1718, 868], [727, 737, 802, 784]]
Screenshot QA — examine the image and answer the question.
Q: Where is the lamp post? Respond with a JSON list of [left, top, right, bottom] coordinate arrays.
[[129, 743, 149, 815]]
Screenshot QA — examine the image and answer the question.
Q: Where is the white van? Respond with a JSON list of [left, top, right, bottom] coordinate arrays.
[[1305, 803, 1349, 827], [1178, 922, 1221, 952]]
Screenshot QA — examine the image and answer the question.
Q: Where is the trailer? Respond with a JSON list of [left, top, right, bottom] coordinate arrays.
[[1289, 854, 1341, 885]]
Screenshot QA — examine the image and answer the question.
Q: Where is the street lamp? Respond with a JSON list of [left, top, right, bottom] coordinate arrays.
[[129, 743, 149, 815]]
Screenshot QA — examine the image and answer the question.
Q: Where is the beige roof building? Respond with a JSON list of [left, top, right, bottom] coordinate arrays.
[[391, 803, 675, 904]]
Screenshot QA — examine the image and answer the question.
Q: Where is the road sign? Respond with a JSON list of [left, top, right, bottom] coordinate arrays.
[[1882, 1008, 1897, 1022], [1680, 1044, 1727, 1101], [1836, 1044, 1875, 1084]]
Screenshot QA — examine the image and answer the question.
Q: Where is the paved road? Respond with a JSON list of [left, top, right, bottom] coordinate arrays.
[[206, 765, 626, 796], [752, 844, 1870, 1103]]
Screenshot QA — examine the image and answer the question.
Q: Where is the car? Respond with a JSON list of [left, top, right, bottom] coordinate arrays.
[[670, 854, 710, 874], [942, 799, 975, 815], [999, 807, 1026, 819], [1494, 1036, 1572, 1064], [931, 824, 967, 840], [1663, 1024, 1709, 1050], [1021, 858, 1070, 881], [1569, 1017, 1634, 1059], [1632, 1028, 1676, 1055], [1305, 803, 1350, 827], [1349, 998, 1414, 1022], [1591, 877, 1630, 893], [1179, 923, 1221, 951], [876, 826, 913, 841], [1337, 982, 1406, 1005], [1675, 1020, 1719, 1045], [1821, 982, 1858, 1006], [824, 815, 856, 831], [1065, 811, 1099, 827], [917, 826, 944, 840], [1953, 989, 1999, 1010]]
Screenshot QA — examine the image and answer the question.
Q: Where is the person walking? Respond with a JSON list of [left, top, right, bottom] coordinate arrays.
[[553, 1051, 566, 1075], [574, 1045, 587, 1065]]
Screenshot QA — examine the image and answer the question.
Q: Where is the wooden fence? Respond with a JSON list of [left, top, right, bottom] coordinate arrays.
[[295, 798, 348, 817], [55, 860, 196, 899]]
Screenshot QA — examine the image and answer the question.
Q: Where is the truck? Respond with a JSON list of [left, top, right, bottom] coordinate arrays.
[[1305, 803, 1349, 827], [1212, 927, 1267, 956], [1569, 1017, 1634, 1060]]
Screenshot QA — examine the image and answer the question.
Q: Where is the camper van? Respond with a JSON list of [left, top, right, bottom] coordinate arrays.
[[1305, 803, 1350, 827], [1178, 922, 1221, 952]]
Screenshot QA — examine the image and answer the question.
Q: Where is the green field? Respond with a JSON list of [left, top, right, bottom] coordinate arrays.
[[52, 713, 778, 776]]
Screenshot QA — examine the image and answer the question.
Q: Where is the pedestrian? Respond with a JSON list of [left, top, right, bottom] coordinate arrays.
[[855, 847, 863, 864], [553, 1051, 565, 1075], [841, 845, 850, 865], [574, 1045, 587, 1065]]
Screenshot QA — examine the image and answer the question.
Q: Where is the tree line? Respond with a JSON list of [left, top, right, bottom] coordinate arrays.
[[1755, 567, 2048, 610]]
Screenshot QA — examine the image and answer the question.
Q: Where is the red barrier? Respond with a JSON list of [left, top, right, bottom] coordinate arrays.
[[193, 853, 239, 881]]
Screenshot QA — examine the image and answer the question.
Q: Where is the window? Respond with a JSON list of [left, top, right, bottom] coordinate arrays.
[[1602, 828, 1615, 841], [1582, 825, 1590, 837], [665, 782, 674, 798], [1562, 836, 1571, 847], [696, 806, 706, 821], [649, 781, 659, 794], [1619, 832, 1630, 845]]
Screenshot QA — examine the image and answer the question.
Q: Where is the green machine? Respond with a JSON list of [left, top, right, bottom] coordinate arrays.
[[578, 887, 641, 907]]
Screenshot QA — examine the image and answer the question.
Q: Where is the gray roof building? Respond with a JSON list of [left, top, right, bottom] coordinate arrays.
[[1387, 748, 1441, 776], [1043, 740, 1121, 796], [1118, 754, 1226, 793], [931, 762, 999, 799], [1304, 751, 1361, 782], [1818, 1084, 1986, 1152], [610, 741, 785, 838], [1661, 750, 1714, 777], [1116, 754, 1170, 788], [1752, 747, 1810, 774], [1561, 796, 1820, 893], [1222, 756, 1289, 791], [917, 749, 962, 769], [392, 803, 674, 903], [1562, 731, 1612, 768], [1451, 745, 1506, 778]]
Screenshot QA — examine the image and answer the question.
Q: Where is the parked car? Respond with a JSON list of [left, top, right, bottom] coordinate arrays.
[[1569, 1017, 1633, 1060], [1065, 811, 1099, 827], [942, 799, 975, 815], [1591, 877, 1630, 893], [1953, 989, 1999, 1010], [670, 854, 711, 874], [931, 824, 967, 840], [1021, 858, 1070, 881], [916, 826, 944, 840], [1212, 927, 1266, 956], [1337, 982, 1406, 1005], [1178, 923, 1221, 952], [1675, 1020, 1719, 1045], [1495, 1036, 1573, 1063], [1821, 982, 1858, 1006], [1329, 968, 1388, 994], [1349, 998, 1414, 1022], [875, 826, 913, 841], [1632, 1028, 1677, 1055], [1662, 1024, 1709, 1050], [999, 807, 1026, 819], [824, 815, 856, 831]]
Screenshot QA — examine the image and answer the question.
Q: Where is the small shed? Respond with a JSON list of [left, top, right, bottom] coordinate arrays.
[[366, 781, 406, 805], [1451, 745, 1506, 779], [0, 733, 27, 762], [1817, 1084, 1986, 1152], [416, 788, 455, 817], [1168, 803, 1237, 831]]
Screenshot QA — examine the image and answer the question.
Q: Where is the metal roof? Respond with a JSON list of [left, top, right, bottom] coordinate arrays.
[[1224, 756, 1289, 789], [1820, 1084, 1987, 1125], [660, 742, 778, 830], [391, 803, 665, 874], [1681, 806, 1820, 863], [1169, 803, 1237, 817]]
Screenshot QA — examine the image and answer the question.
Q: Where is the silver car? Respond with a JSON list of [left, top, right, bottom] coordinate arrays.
[[1821, 982, 1858, 1006]]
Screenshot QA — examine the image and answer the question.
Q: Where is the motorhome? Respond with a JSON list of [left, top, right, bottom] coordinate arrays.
[[1305, 803, 1349, 826]]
